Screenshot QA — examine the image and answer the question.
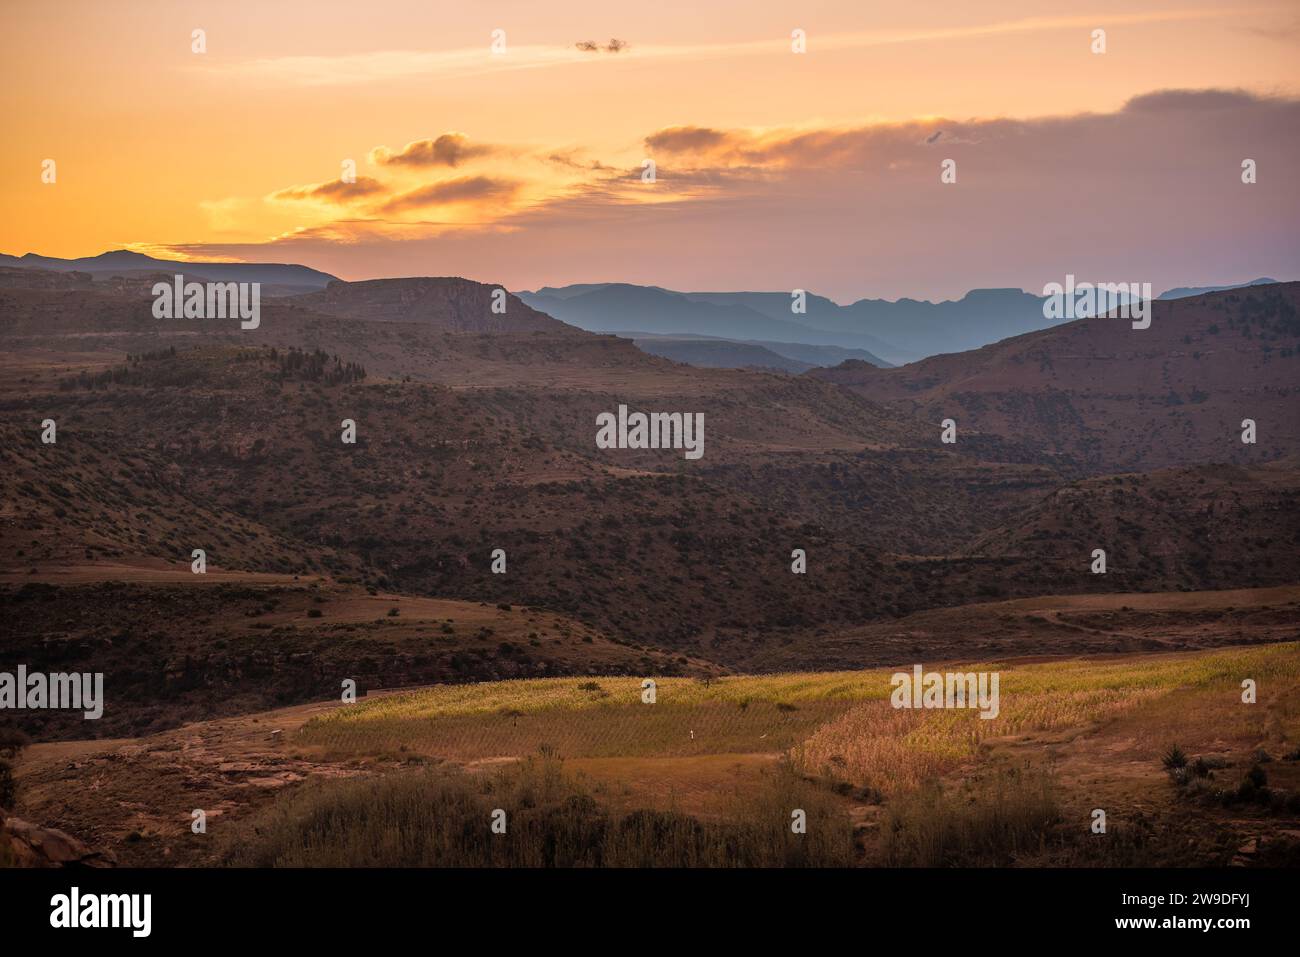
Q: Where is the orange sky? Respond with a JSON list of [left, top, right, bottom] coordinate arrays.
[[3, 0, 1298, 299]]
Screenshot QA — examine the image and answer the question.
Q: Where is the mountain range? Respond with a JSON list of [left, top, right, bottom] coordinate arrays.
[[521, 278, 1283, 367], [0, 251, 1283, 370], [2, 257, 1298, 871]]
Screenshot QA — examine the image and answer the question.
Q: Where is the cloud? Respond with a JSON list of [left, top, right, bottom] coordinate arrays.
[[575, 39, 629, 53], [207, 9, 1250, 87], [269, 176, 387, 205], [644, 124, 920, 170], [165, 88, 1300, 301], [645, 127, 733, 156], [242, 134, 586, 230], [643, 89, 1295, 173], [378, 175, 521, 213], [544, 150, 616, 172], [1121, 88, 1284, 112], [370, 133, 497, 168]]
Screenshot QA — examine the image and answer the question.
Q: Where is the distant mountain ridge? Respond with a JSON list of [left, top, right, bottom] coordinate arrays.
[[521, 278, 1283, 365], [519, 283, 903, 360], [1157, 278, 1277, 300], [0, 249, 337, 293], [2, 251, 1282, 365]]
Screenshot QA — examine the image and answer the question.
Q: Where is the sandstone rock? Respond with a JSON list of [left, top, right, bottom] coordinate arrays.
[[1, 809, 116, 867], [1229, 836, 1259, 867]]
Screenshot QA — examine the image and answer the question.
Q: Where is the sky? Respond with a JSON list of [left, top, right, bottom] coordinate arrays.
[[3, 0, 1299, 301]]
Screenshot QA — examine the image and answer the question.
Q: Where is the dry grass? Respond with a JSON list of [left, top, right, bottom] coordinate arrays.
[[294, 673, 884, 760], [880, 765, 1061, 866], [793, 643, 1299, 795], [297, 644, 1300, 794], [223, 751, 854, 868], [248, 643, 1300, 869]]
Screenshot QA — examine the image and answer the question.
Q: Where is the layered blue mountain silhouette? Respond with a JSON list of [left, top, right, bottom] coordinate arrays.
[[0, 251, 1280, 367], [520, 278, 1281, 365]]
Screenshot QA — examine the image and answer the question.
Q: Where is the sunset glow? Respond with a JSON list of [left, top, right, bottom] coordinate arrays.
[[3, 0, 1298, 298]]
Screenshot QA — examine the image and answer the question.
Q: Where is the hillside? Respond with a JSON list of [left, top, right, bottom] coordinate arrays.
[[629, 335, 816, 372], [0, 573, 711, 740], [811, 283, 1300, 472], [3, 264, 1300, 876], [2, 274, 1296, 674]]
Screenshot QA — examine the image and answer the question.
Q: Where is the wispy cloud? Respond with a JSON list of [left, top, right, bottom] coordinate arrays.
[[205, 8, 1256, 87]]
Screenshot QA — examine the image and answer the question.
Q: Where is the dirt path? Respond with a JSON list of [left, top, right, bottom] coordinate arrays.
[[13, 693, 379, 865]]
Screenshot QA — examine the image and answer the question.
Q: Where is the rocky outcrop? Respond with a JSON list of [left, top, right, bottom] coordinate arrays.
[[1, 807, 116, 867]]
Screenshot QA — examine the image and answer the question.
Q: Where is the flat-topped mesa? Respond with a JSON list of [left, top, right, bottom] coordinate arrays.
[[293, 277, 578, 335]]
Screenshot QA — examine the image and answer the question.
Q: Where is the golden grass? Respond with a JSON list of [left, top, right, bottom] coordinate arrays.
[[294, 674, 882, 759], [236, 642, 1300, 868], [794, 643, 1299, 794], [295, 643, 1300, 797]]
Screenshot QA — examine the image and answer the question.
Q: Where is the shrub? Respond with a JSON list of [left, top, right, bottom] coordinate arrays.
[[881, 766, 1059, 866], [1161, 745, 1187, 772], [221, 753, 853, 868], [0, 728, 31, 759]]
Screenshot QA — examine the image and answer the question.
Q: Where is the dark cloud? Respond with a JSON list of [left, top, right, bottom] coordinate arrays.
[[576, 39, 628, 53], [1122, 88, 1273, 113], [545, 150, 615, 171], [378, 175, 520, 213], [370, 133, 496, 168], [645, 89, 1299, 175], [645, 126, 733, 155]]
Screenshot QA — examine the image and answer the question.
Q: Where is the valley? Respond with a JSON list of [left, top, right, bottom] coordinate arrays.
[[1, 265, 1297, 868]]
